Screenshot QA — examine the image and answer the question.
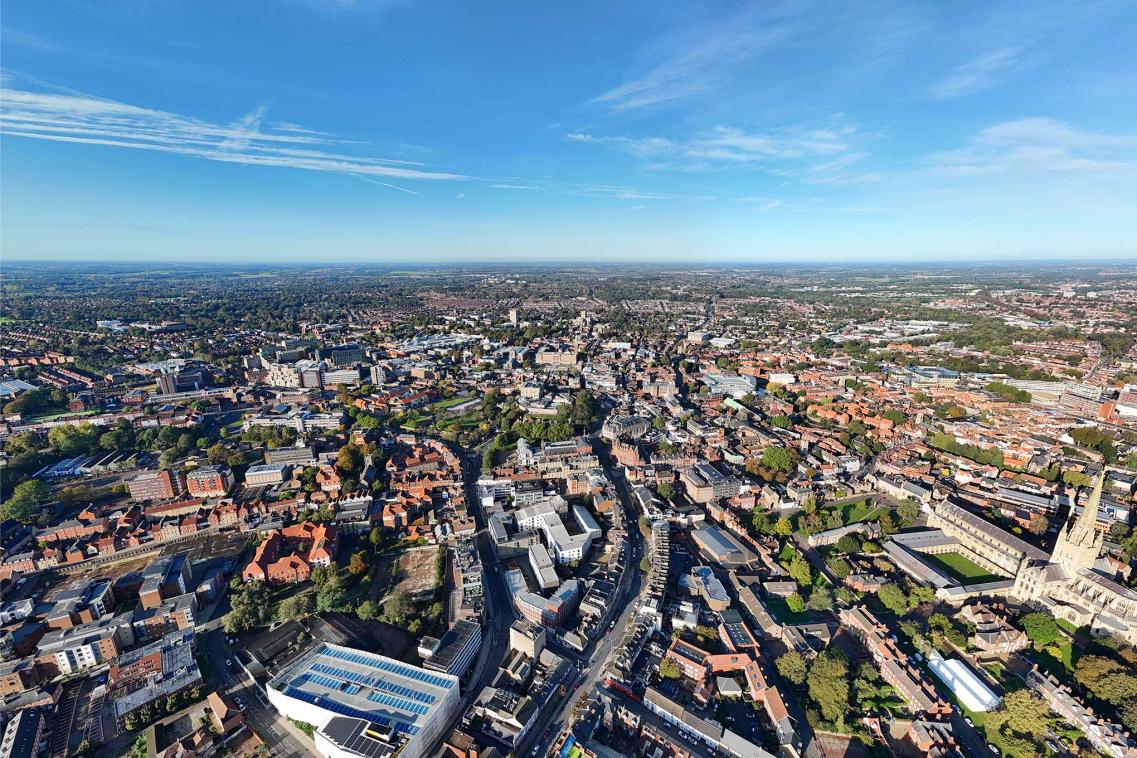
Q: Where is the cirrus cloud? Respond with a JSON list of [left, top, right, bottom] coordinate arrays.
[[0, 78, 467, 187]]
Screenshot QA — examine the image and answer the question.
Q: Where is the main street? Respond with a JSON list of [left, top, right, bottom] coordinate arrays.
[[513, 433, 648, 758]]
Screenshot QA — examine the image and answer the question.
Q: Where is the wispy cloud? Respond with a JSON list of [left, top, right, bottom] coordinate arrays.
[[486, 183, 537, 190], [1, 27, 58, 52], [568, 122, 879, 184], [925, 1, 1126, 100], [565, 184, 716, 202], [928, 47, 1033, 100], [0, 78, 466, 184], [589, 3, 801, 113], [925, 117, 1137, 178]]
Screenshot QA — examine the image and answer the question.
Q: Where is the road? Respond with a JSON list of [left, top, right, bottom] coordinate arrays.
[[202, 628, 319, 758], [418, 443, 514, 758], [512, 434, 647, 758], [458, 444, 512, 708]]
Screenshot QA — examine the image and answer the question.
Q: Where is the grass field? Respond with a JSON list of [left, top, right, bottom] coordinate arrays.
[[26, 408, 99, 423], [1056, 617, 1079, 635], [922, 551, 1003, 584], [765, 596, 811, 625], [843, 499, 888, 524], [431, 395, 475, 411]]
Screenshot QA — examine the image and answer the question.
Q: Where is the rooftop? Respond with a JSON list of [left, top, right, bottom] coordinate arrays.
[[269, 643, 458, 737]]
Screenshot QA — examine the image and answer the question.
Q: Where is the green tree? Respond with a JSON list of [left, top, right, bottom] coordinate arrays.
[[896, 499, 920, 526], [1074, 655, 1137, 729], [1021, 612, 1060, 647], [658, 658, 682, 680], [316, 573, 348, 612], [807, 650, 851, 727], [787, 553, 812, 586], [48, 423, 100, 456], [223, 582, 272, 633], [987, 690, 1051, 738], [381, 589, 411, 626], [207, 443, 228, 464], [775, 651, 807, 685], [882, 409, 907, 425], [762, 446, 795, 473], [570, 390, 596, 429], [335, 444, 364, 474], [276, 593, 315, 621], [311, 565, 334, 589], [827, 556, 852, 580], [349, 550, 369, 576], [356, 599, 380, 621], [785, 592, 806, 613], [808, 587, 833, 611], [908, 586, 935, 608], [876, 583, 909, 615], [656, 481, 674, 500], [773, 516, 793, 537], [1, 479, 52, 522]]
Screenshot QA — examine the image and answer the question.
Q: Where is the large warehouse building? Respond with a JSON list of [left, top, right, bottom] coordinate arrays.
[[266, 643, 461, 758]]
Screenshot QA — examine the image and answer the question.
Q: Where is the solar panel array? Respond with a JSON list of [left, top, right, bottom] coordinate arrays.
[[282, 686, 421, 736], [311, 662, 435, 708], [323, 646, 454, 689]]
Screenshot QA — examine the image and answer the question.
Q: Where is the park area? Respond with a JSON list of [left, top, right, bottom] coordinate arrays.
[[922, 551, 1003, 584], [842, 498, 889, 524]]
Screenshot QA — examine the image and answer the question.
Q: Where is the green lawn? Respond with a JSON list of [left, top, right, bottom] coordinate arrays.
[[25, 408, 99, 422], [399, 412, 432, 429], [843, 500, 888, 523], [1055, 618, 1079, 636], [921, 551, 1003, 584], [765, 596, 811, 625], [431, 395, 475, 410]]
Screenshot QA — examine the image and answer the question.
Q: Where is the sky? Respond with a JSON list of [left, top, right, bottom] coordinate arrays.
[[2, 0, 1136, 264]]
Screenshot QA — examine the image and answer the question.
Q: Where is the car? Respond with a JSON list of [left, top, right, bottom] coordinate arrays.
[[965, 717, 974, 727], [989, 746, 998, 754], [226, 659, 232, 668]]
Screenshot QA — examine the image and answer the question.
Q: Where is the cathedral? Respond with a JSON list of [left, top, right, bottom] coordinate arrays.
[[1013, 474, 1137, 643]]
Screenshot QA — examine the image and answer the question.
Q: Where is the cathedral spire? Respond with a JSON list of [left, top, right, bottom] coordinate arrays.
[[1073, 472, 1105, 535], [1050, 472, 1106, 569]]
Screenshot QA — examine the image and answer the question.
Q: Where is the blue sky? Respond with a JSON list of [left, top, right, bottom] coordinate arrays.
[[2, 0, 1136, 263]]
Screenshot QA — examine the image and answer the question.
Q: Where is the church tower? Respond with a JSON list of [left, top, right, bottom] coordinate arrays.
[[1050, 473, 1106, 570]]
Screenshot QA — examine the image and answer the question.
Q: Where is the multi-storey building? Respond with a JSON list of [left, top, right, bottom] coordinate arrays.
[[839, 606, 948, 716], [36, 614, 135, 676], [139, 554, 192, 609], [266, 643, 461, 758], [680, 463, 742, 504], [185, 465, 234, 497], [127, 468, 187, 501]]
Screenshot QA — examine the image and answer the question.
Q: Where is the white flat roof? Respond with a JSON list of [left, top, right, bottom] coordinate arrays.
[[928, 653, 1001, 712]]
